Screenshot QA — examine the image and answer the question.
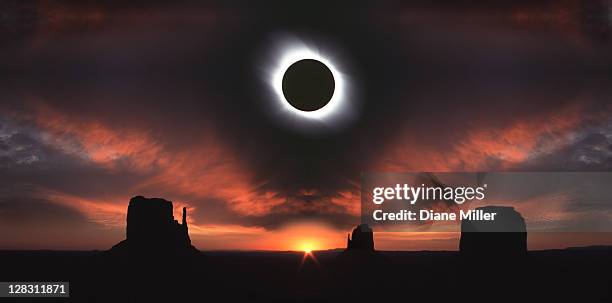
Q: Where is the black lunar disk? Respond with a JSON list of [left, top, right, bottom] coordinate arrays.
[[282, 59, 335, 112]]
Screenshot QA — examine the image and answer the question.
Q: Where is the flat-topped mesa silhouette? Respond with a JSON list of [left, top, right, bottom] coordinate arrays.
[[346, 224, 375, 251], [460, 206, 527, 256], [338, 224, 386, 269], [110, 196, 198, 256]]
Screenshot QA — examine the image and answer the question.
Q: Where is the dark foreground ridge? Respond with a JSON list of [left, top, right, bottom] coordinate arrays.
[[110, 196, 198, 256]]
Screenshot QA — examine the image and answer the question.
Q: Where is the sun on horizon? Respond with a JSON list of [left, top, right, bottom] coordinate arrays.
[[297, 241, 317, 254]]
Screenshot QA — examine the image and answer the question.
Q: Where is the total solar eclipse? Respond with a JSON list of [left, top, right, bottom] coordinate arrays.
[[267, 37, 354, 126], [282, 59, 335, 112]]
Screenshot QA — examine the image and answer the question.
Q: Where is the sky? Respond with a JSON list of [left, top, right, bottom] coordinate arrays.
[[1, 0, 612, 251]]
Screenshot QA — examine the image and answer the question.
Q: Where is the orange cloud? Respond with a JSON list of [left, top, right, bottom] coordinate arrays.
[[330, 190, 360, 216], [380, 103, 586, 172], [33, 108, 167, 170], [40, 190, 126, 227], [23, 105, 285, 219]]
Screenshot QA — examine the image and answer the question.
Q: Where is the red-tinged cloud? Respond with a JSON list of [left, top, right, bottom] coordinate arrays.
[[26, 105, 287, 218], [379, 103, 608, 172]]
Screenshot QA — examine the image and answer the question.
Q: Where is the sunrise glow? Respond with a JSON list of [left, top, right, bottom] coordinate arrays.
[[299, 242, 315, 254]]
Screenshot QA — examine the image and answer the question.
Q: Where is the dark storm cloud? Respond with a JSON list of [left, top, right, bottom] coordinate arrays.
[[519, 125, 612, 171], [189, 196, 356, 230], [1, 0, 612, 235]]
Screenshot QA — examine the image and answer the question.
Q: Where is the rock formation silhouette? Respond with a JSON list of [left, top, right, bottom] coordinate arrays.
[[346, 224, 375, 251], [460, 206, 527, 256], [110, 196, 198, 256], [337, 224, 387, 271]]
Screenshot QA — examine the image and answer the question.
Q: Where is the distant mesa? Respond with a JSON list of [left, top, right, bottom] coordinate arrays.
[[460, 206, 527, 256], [110, 196, 198, 256], [338, 224, 385, 268], [346, 224, 375, 252]]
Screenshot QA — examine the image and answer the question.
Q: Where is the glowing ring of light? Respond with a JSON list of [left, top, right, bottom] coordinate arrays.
[[271, 46, 345, 120]]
